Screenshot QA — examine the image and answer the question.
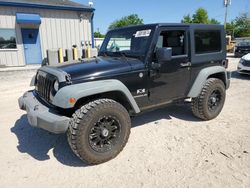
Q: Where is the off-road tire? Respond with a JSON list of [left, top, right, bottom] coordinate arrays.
[[191, 78, 226, 120], [67, 99, 131, 165]]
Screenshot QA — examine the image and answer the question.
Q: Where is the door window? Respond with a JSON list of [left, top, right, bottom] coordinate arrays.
[[28, 33, 34, 39], [157, 30, 186, 56]]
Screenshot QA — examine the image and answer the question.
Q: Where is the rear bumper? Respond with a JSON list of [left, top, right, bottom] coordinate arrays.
[[18, 91, 70, 134]]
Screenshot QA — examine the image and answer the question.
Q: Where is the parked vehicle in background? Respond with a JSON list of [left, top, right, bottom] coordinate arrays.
[[19, 24, 230, 165], [234, 42, 250, 57], [234, 37, 250, 57], [238, 53, 250, 75]]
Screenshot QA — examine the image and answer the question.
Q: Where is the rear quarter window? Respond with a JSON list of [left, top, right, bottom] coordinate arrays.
[[195, 30, 221, 54]]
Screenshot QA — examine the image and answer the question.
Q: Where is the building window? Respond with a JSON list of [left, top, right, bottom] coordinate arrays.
[[195, 30, 221, 54], [0, 29, 17, 49]]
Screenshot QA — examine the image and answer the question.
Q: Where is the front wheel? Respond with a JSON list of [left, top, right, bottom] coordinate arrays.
[[67, 99, 131, 165], [191, 78, 226, 120]]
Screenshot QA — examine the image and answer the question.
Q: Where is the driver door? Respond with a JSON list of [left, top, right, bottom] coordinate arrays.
[[148, 27, 191, 105]]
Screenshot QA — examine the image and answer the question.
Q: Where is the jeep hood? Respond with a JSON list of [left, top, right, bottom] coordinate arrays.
[[51, 56, 143, 82]]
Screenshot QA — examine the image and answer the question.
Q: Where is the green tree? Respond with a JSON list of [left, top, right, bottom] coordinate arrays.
[[94, 31, 105, 38], [181, 8, 220, 24], [225, 21, 236, 36], [210, 18, 220, 24], [234, 13, 250, 37], [192, 8, 209, 24], [108, 14, 144, 30], [181, 14, 192, 23]]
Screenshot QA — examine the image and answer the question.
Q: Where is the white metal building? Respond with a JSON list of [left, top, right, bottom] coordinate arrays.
[[0, 0, 94, 67]]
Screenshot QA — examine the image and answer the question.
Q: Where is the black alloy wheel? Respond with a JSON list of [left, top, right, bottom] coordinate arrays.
[[208, 89, 222, 112], [89, 116, 121, 153]]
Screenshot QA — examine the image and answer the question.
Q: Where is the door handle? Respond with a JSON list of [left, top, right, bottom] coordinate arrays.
[[180, 62, 191, 67]]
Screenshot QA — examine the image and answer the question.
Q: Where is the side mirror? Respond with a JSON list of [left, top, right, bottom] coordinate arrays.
[[156, 47, 172, 62]]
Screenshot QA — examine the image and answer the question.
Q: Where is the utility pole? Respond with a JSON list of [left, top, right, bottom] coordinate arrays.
[[224, 0, 231, 28], [88, 1, 93, 7]]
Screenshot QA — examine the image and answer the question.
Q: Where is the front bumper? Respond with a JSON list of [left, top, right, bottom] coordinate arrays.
[[18, 91, 70, 134], [237, 63, 250, 75]]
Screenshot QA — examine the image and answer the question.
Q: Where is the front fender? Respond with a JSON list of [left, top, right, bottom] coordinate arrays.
[[52, 79, 140, 113]]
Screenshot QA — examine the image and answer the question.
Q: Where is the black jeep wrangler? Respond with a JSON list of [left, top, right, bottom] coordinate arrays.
[[19, 24, 230, 164]]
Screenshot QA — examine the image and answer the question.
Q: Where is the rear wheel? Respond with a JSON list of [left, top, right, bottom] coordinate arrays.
[[67, 99, 131, 164], [191, 78, 226, 120]]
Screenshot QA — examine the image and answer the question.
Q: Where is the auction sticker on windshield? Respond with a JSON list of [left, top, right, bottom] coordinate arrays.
[[135, 29, 151, 37]]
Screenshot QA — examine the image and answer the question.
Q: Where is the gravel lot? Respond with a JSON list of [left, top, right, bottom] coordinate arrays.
[[0, 57, 249, 188]]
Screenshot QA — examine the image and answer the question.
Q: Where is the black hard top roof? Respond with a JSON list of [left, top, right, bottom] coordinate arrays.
[[109, 23, 224, 31]]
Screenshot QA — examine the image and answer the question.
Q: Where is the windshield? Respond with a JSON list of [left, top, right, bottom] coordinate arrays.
[[99, 26, 155, 58]]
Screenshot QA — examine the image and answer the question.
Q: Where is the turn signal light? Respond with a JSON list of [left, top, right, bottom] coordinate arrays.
[[69, 97, 76, 105]]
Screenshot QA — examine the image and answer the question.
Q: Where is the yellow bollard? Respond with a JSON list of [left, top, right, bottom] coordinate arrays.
[[58, 48, 63, 63], [73, 47, 78, 60], [87, 47, 91, 58]]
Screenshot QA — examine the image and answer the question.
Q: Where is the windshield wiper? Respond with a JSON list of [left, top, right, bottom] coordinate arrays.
[[99, 51, 108, 57], [114, 51, 128, 62], [124, 53, 144, 61]]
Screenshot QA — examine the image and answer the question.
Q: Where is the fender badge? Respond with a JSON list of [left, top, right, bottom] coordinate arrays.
[[137, 89, 146, 94]]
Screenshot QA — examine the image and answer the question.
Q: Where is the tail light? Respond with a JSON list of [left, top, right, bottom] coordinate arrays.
[[222, 59, 228, 69]]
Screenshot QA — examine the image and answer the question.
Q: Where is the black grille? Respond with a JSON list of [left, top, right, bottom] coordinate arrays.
[[242, 60, 250, 67], [36, 71, 56, 102], [239, 70, 250, 74]]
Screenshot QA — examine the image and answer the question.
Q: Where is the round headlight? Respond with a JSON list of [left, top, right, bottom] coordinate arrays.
[[54, 80, 59, 92]]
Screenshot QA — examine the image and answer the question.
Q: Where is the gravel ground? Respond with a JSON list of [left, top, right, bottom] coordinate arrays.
[[0, 57, 249, 188]]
